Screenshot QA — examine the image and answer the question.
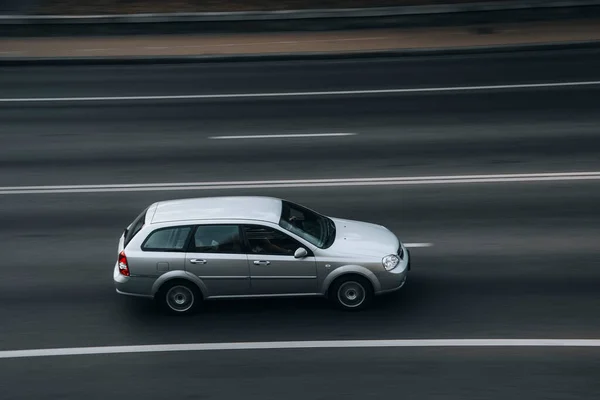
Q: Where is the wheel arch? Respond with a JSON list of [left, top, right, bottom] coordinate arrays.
[[321, 265, 380, 297], [151, 270, 208, 299]]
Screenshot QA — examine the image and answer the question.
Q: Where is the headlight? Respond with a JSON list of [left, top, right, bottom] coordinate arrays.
[[382, 254, 400, 271]]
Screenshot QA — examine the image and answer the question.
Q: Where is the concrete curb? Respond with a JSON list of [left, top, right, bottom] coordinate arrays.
[[2, 40, 599, 66], [2, 1, 600, 36]]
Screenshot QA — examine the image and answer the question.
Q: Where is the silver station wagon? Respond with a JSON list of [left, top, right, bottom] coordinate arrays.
[[114, 196, 410, 314]]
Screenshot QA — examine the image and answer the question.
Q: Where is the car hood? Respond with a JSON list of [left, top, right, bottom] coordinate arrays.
[[326, 217, 400, 258]]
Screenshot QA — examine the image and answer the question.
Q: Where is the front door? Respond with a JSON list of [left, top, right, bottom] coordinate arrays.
[[243, 224, 318, 295], [185, 224, 250, 297]]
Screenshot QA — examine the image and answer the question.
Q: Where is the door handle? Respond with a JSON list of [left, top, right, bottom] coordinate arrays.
[[190, 259, 207, 264], [253, 260, 270, 266]]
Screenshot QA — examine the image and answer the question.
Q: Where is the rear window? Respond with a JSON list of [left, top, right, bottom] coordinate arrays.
[[124, 207, 149, 247]]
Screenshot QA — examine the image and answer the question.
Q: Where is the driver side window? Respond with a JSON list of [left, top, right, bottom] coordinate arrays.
[[243, 225, 302, 256]]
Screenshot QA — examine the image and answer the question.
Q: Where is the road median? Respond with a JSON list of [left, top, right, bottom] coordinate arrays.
[[1, 17, 600, 65], [2, 1, 600, 64], [2, 1, 600, 36]]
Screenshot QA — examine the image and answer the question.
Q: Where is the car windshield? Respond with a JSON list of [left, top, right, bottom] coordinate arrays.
[[278, 200, 336, 249]]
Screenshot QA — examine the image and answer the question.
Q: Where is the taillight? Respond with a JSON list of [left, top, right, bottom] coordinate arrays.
[[118, 251, 130, 277]]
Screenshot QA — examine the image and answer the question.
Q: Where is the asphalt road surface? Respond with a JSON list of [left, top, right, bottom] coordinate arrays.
[[1, 48, 600, 400]]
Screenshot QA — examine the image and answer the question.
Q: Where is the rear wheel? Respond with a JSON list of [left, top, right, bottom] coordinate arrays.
[[157, 280, 201, 316], [330, 275, 373, 311]]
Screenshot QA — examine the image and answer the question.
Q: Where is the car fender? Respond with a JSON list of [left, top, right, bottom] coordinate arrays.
[[151, 270, 209, 298], [320, 265, 381, 295]]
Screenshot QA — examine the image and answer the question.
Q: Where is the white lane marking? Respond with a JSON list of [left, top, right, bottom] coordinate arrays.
[[0, 172, 599, 195], [209, 133, 356, 140], [404, 243, 433, 248], [1, 81, 600, 103], [2, 339, 600, 359]]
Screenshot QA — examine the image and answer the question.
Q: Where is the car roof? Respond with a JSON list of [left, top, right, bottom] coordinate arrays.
[[149, 196, 283, 225]]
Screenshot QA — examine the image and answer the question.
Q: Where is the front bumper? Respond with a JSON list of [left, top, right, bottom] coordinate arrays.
[[376, 247, 410, 295]]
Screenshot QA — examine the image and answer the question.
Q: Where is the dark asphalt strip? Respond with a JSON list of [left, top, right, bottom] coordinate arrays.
[[1, 348, 600, 400]]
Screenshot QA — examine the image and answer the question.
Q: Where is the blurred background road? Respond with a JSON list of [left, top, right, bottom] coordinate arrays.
[[1, 1, 600, 399], [2, 48, 600, 185]]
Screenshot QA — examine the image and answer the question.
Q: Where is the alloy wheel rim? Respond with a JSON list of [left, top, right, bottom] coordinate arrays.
[[166, 285, 194, 312], [337, 281, 366, 308]]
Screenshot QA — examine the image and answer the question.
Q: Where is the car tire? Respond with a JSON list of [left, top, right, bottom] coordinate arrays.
[[330, 275, 373, 311], [157, 280, 202, 316]]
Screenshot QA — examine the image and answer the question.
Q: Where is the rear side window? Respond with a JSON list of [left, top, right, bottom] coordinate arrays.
[[142, 226, 192, 252], [191, 225, 242, 254], [124, 207, 149, 247]]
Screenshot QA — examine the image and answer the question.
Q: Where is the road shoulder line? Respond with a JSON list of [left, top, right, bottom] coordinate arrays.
[[1, 172, 599, 195], [3, 339, 600, 359], [2, 79, 600, 103]]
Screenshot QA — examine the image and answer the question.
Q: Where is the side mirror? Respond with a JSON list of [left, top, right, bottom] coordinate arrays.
[[294, 247, 308, 259]]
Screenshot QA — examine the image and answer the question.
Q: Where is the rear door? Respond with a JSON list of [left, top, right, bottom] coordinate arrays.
[[184, 224, 250, 297], [243, 224, 318, 295]]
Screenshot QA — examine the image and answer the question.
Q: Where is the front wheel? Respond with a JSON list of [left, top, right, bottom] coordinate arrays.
[[157, 280, 201, 316], [330, 276, 373, 311]]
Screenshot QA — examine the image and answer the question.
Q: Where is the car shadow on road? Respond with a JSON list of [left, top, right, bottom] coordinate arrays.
[[118, 278, 422, 322]]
